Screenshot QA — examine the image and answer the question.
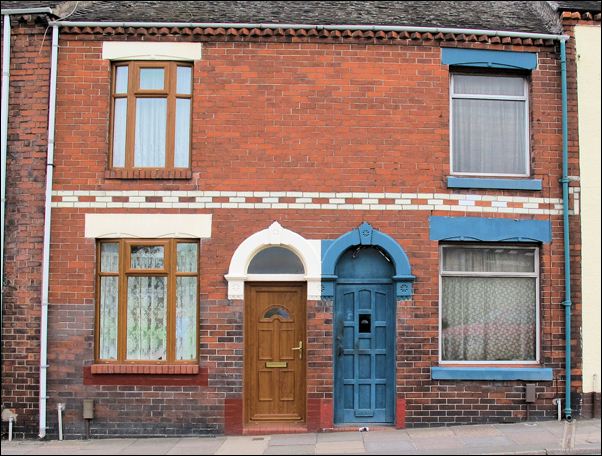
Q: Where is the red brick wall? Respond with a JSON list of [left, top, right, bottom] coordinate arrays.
[[3, 29, 583, 436], [1, 17, 51, 438]]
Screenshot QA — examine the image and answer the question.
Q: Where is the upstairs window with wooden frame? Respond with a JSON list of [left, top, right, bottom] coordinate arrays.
[[96, 239, 199, 364], [110, 62, 192, 170]]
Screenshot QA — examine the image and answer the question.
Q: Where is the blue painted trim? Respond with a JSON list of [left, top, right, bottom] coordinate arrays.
[[441, 48, 537, 70], [321, 223, 415, 299], [429, 216, 552, 243], [432, 367, 553, 381], [447, 177, 542, 191]]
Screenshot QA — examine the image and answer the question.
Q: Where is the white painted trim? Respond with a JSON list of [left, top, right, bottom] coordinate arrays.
[[85, 213, 212, 238], [225, 222, 322, 300], [102, 42, 202, 61]]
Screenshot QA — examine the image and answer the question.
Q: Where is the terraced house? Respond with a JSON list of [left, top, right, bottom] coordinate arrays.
[[1, 1, 598, 439]]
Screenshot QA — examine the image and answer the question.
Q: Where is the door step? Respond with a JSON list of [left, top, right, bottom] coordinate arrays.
[[243, 422, 308, 435]]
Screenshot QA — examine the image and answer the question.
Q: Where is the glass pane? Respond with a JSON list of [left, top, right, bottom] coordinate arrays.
[[134, 98, 167, 167], [443, 247, 535, 273], [99, 276, 118, 360], [139, 68, 164, 90], [177, 243, 197, 272], [263, 306, 291, 320], [115, 66, 128, 94], [126, 276, 167, 360], [247, 247, 305, 274], [112, 98, 127, 167], [130, 245, 164, 269], [176, 277, 197, 360], [454, 75, 525, 97], [100, 243, 119, 273], [452, 98, 527, 174], [176, 66, 192, 94], [174, 99, 191, 168], [441, 276, 536, 361]]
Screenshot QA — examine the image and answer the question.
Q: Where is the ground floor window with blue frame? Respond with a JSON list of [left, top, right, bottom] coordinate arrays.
[[439, 245, 539, 363]]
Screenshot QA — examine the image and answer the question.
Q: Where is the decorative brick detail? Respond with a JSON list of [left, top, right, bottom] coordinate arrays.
[[90, 364, 199, 375], [51, 189, 573, 215]]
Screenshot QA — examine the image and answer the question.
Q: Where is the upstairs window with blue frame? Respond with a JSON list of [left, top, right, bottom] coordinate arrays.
[[451, 73, 530, 177]]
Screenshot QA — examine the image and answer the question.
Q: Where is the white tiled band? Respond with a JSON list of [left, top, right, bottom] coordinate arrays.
[[52, 190, 575, 215]]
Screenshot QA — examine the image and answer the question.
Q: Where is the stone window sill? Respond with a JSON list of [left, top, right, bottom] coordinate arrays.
[[431, 367, 553, 381], [91, 364, 199, 375], [105, 169, 192, 180]]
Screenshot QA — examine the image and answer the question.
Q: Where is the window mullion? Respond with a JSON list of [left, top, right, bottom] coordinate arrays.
[[167, 239, 176, 363], [118, 240, 128, 362], [125, 63, 137, 169], [166, 63, 176, 169]]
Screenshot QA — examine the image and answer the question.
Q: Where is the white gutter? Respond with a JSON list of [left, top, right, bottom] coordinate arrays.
[[50, 20, 569, 41], [39, 24, 59, 440], [0, 8, 54, 15], [1, 15, 11, 365]]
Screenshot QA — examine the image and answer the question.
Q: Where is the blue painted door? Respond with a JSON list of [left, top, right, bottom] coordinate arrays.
[[334, 282, 395, 423]]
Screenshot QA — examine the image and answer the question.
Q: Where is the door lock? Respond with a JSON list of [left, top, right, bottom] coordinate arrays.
[[291, 341, 303, 359]]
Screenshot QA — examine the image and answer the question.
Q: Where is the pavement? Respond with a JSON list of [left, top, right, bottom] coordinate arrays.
[[1, 419, 600, 455]]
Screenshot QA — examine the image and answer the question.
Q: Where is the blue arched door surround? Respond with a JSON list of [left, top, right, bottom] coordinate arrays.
[[322, 222, 415, 299], [326, 223, 414, 425]]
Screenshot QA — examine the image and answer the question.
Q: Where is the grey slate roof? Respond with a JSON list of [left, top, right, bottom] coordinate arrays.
[[1, 1, 63, 9], [56, 1, 561, 34], [550, 1, 602, 11]]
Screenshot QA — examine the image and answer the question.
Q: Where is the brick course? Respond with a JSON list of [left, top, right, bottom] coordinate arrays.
[[2, 27, 583, 437]]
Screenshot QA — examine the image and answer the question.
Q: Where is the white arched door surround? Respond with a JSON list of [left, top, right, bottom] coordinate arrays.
[[225, 222, 322, 300]]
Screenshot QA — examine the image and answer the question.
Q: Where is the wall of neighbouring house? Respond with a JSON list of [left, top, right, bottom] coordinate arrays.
[[1, 16, 51, 439], [575, 23, 601, 418]]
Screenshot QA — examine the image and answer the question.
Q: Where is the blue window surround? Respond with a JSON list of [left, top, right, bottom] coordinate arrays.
[[321, 222, 415, 299], [447, 177, 542, 191], [432, 367, 553, 381], [441, 48, 538, 70], [429, 216, 552, 243]]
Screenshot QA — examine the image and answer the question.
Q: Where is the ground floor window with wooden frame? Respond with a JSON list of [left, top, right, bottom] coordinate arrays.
[[96, 239, 199, 364]]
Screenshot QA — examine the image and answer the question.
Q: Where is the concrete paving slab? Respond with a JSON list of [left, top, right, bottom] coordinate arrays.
[[316, 432, 363, 442], [406, 427, 456, 439], [364, 438, 416, 453], [214, 436, 270, 455], [361, 430, 412, 442], [315, 440, 365, 454], [268, 433, 317, 446], [117, 438, 179, 455], [451, 424, 503, 437], [166, 437, 226, 455], [456, 435, 515, 448], [410, 436, 465, 451], [263, 444, 316, 455]]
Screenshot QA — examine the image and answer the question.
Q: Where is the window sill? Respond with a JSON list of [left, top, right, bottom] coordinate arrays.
[[105, 169, 192, 180], [447, 177, 542, 191], [431, 367, 553, 381], [91, 364, 199, 375]]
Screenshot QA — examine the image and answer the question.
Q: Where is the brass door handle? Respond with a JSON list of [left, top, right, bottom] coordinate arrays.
[[291, 341, 303, 359]]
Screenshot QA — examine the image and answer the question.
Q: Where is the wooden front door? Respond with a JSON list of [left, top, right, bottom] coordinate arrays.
[[245, 283, 306, 422]]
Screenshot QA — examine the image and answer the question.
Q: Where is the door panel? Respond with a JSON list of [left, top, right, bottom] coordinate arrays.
[[246, 283, 306, 422], [334, 284, 395, 424]]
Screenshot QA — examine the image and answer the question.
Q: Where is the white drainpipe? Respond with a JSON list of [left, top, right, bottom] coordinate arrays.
[[39, 24, 59, 440]]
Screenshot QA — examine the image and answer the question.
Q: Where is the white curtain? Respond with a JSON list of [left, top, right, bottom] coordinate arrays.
[[174, 99, 191, 168], [442, 277, 536, 361], [126, 276, 167, 360], [134, 98, 167, 167], [452, 75, 527, 175], [99, 277, 118, 360], [112, 99, 127, 167], [176, 277, 197, 360], [441, 247, 536, 361]]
